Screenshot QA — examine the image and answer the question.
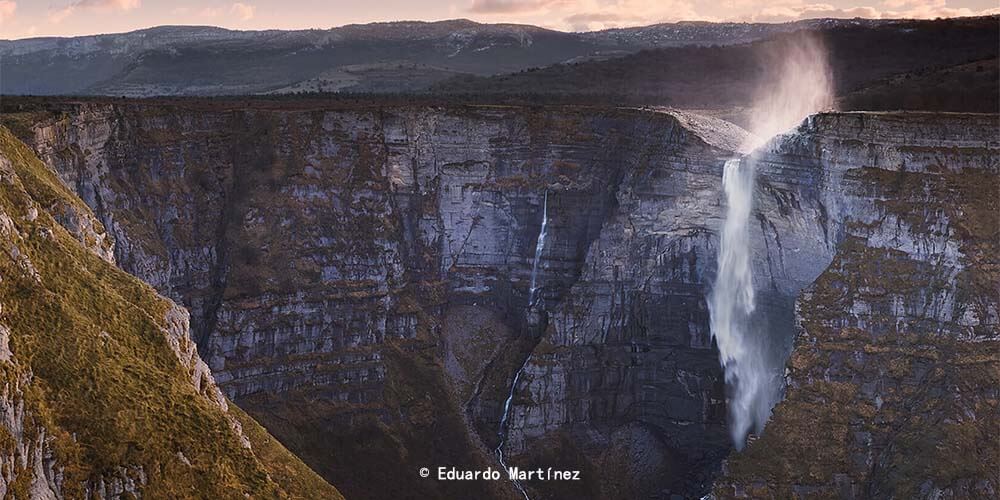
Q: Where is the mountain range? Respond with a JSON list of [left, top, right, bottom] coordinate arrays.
[[0, 17, 964, 97]]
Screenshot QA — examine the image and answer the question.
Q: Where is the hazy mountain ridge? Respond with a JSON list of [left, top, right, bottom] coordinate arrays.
[[433, 16, 999, 116], [0, 17, 943, 96], [577, 17, 889, 47]]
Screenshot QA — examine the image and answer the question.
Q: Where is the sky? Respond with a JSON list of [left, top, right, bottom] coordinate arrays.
[[0, 0, 997, 39]]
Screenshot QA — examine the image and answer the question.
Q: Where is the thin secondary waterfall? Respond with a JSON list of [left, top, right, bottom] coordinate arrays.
[[709, 158, 763, 449], [494, 190, 550, 500], [528, 190, 549, 307], [495, 357, 531, 499]]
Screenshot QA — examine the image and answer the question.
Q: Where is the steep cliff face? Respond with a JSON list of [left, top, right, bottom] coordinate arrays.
[[0, 126, 343, 498], [9, 101, 996, 499], [14, 102, 766, 498], [714, 112, 999, 498]]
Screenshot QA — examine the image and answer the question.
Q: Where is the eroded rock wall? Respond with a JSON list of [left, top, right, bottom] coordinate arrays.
[[24, 103, 770, 499], [19, 102, 994, 500], [714, 112, 999, 499]]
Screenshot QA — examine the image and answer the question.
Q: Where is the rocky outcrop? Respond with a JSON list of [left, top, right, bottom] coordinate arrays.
[[713, 112, 999, 498], [0, 125, 343, 499], [0, 367, 64, 499]]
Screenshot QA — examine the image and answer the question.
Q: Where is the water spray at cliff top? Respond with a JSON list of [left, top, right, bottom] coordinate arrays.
[[709, 33, 833, 449]]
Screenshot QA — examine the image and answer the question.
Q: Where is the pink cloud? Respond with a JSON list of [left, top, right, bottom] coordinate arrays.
[[0, 1, 16, 25], [469, 0, 564, 14], [743, 0, 994, 22], [49, 0, 140, 24], [749, 3, 883, 22], [231, 2, 256, 21], [469, 0, 703, 31], [196, 2, 256, 21], [883, 0, 979, 18]]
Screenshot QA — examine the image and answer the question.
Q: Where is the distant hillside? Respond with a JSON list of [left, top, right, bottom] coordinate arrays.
[[1, 17, 916, 97], [432, 16, 999, 114]]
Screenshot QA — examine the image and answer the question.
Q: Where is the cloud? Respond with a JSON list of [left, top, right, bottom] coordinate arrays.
[[48, 8, 74, 23], [566, 0, 703, 30], [199, 6, 223, 17], [230, 2, 256, 21], [193, 3, 255, 21], [93, 0, 139, 7], [740, 0, 995, 22], [469, 0, 562, 14], [881, 0, 979, 19], [748, 3, 883, 22], [49, 0, 140, 24], [564, 12, 627, 27], [0, 1, 15, 25], [469, 0, 702, 30], [486, 0, 1000, 28]]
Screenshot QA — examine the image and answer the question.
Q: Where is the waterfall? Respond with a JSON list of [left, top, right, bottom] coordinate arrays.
[[528, 190, 548, 307], [495, 357, 531, 500], [493, 190, 550, 500], [709, 158, 765, 449], [707, 33, 833, 449]]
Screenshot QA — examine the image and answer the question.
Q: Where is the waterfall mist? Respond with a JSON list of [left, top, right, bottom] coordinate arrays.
[[746, 33, 835, 148], [710, 33, 834, 449]]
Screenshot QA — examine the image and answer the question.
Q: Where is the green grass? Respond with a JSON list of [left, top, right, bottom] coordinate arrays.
[[0, 125, 342, 498]]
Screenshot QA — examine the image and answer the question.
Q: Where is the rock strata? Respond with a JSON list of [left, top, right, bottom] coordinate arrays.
[[12, 102, 997, 499]]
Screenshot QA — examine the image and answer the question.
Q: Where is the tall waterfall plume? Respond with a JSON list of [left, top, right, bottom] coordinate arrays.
[[709, 33, 833, 448], [709, 158, 762, 448]]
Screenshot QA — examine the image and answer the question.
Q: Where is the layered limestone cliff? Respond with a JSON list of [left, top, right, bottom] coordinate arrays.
[[714, 112, 999, 499], [8, 100, 997, 499], [15, 102, 761, 499], [0, 126, 342, 498]]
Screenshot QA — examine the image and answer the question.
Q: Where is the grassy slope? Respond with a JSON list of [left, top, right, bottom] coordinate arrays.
[[0, 126, 343, 499]]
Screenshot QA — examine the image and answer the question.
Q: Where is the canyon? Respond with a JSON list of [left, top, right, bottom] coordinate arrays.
[[1, 98, 996, 499]]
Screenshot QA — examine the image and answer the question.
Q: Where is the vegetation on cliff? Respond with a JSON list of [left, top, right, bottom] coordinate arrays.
[[0, 126, 342, 498], [714, 138, 999, 498]]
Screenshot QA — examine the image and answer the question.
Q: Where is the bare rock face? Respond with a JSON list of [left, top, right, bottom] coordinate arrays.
[[713, 112, 999, 499], [16, 102, 998, 499]]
